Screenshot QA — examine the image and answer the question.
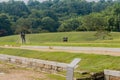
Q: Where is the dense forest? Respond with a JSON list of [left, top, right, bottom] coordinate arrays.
[[0, 0, 120, 36]]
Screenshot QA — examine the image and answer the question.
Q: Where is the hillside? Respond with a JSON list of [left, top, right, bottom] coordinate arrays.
[[0, 32, 120, 47]]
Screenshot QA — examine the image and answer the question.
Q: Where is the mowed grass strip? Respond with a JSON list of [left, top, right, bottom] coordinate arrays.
[[0, 32, 120, 47], [0, 48, 120, 72]]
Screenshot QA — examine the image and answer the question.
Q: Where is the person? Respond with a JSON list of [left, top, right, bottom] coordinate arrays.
[[20, 31, 26, 43]]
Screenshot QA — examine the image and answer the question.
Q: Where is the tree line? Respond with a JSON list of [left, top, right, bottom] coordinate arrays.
[[0, 0, 120, 36]]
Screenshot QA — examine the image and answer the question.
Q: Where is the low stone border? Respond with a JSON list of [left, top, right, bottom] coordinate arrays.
[[76, 72, 104, 80], [0, 54, 68, 73], [104, 69, 120, 80]]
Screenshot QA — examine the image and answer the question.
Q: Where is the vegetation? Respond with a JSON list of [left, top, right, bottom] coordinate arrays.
[[0, 32, 120, 47], [0, 0, 120, 37], [0, 1, 119, 79], [0, 47, 120, 73]]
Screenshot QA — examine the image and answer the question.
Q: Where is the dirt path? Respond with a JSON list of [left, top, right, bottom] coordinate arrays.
[[0, 45, 120, 56], [21, 46, 120, 56]]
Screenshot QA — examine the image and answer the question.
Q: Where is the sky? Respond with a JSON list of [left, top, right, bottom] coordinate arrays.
[[0, 0, 99, 3]]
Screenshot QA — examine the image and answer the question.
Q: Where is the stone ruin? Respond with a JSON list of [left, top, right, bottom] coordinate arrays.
[[0, 54, 68, 73], [0, 54, 119, 80]]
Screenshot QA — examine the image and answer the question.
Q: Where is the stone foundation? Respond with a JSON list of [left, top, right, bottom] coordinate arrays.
[[76, 72, 104, 80], [110, 76, 120, 80], [0, 54, 68, 73]]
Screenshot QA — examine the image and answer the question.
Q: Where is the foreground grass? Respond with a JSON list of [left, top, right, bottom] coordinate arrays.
[[0, 48, 120, 72], [0, 32, 120, 47]]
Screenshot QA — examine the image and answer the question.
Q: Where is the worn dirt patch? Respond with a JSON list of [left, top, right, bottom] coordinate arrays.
[[0, 70, 46, 80], [0, 63, 50, 80]]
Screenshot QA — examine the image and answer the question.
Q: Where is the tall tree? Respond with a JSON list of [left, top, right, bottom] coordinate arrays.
[[0, 13, 12, 36], [41, 17, 59, 32]]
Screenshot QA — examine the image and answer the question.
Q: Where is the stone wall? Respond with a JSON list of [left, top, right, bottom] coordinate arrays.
[[76, 69, 120, 80], [110, 76, 120, 80], [0, 54, 68, 73], [76, 72, 104, 80], [104, 69, 120, 80]]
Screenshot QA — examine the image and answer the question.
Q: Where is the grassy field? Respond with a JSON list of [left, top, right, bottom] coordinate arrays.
[[0, 48, 120, 73], [0, 32, 120, 47], [0, 32, 119, 79]]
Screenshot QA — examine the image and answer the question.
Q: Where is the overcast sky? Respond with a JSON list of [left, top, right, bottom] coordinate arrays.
[[0, 0, 99, 3]]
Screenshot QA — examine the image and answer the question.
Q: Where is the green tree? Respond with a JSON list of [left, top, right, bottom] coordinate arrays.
[[58, 18, 80, 32], [0, 13, 12, 36], [41, 17, 59, 32], [13, 18, 32, 34], [1, 1, 30, 17]]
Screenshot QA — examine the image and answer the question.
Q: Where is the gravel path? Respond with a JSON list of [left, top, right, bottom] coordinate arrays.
[[21, 46, 120, 56], [1, 45, 120, 56]]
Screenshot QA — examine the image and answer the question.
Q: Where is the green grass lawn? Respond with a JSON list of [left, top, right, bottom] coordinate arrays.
[[0, 32, 120, 47], [1, 32, 119, 79], [0, 48, 120, 72]]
